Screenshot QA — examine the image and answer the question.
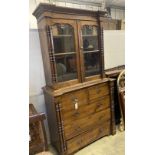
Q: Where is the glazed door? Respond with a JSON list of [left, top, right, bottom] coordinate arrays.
[[78, 21, 101, 82], [47, 19, 81, 85]]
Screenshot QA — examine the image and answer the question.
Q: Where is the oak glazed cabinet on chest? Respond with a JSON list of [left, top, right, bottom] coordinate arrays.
[[33, 3, 116, 155]]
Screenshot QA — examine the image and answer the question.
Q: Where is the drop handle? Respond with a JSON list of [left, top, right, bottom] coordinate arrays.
[[73, 98, 79, 110]]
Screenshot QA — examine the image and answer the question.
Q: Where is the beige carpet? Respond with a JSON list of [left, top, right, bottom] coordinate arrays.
[[36, 129, 125, 155]]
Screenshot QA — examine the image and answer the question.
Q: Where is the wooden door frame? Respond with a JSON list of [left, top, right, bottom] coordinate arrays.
[[77, 20, 103, 82], [46, 18, 82, 89]]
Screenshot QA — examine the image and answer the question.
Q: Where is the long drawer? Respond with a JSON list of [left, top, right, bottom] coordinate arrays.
[[64, 108, 111, 140], [62, 95, 110, 124], [66, 122, 111, 154]]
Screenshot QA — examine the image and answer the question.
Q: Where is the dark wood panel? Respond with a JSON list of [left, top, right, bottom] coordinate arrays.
[[38, 19, 53, 86], [43, 93, 63, 153], [105, 66, 125, 125], [109, 79, 116, 135], [105, 65, 125, 73], [29, 104, 48, 154]]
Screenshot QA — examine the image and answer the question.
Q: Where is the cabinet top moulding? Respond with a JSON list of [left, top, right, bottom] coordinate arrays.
[[33, 3, 107, 20]]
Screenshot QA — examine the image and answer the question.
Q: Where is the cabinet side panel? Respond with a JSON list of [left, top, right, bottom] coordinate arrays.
[[44, 91, 61, 152], [109, 80, 116, 135], [38, 19, 52, 86]]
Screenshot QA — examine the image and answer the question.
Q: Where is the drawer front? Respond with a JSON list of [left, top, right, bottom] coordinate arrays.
[[88, 83, 109, 100], [61, 89, 88, 112], [67, 122, 111, 154], [62, 95, 110, 124], [64, 108, 111, 139]]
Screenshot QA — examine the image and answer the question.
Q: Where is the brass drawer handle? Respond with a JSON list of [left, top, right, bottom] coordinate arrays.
[[73, 98, 79, 110]]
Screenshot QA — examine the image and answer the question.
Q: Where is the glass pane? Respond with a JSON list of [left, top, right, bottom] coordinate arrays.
[[51, 24, 75, 53], [82, 25, 98, 35], [81, 25, 98, 51], [84, 52, 100, 77], [55, 54, 77, 82]]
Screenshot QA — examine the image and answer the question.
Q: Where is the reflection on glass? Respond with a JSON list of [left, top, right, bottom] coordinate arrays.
[[84, 52, 100, 77], [81, 25, 100, 77], [51, 24, 75, 53], [83, 37, 98, 51], [82, 25, 97, 35], [55, 55, 77, 82], [82, 25, 98, 51]]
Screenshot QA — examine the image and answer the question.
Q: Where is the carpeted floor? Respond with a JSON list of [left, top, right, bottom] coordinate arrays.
[[36, 129, 125, 155]]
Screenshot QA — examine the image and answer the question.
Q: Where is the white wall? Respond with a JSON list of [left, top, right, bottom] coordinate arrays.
[[111, 8, 125, 20], [104, 30, 125, 69], [29, 29, 50, 143], [29, 0, 37, 29]]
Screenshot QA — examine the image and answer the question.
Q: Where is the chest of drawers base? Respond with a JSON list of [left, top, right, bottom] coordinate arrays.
[[43, 79, 116, 155]]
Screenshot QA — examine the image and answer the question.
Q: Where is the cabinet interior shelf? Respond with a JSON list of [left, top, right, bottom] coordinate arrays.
[[82, 35, 97, 37], [53, 35, 72, 37], [83, 50, 99, 53], [54, 52, 75, 56]]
